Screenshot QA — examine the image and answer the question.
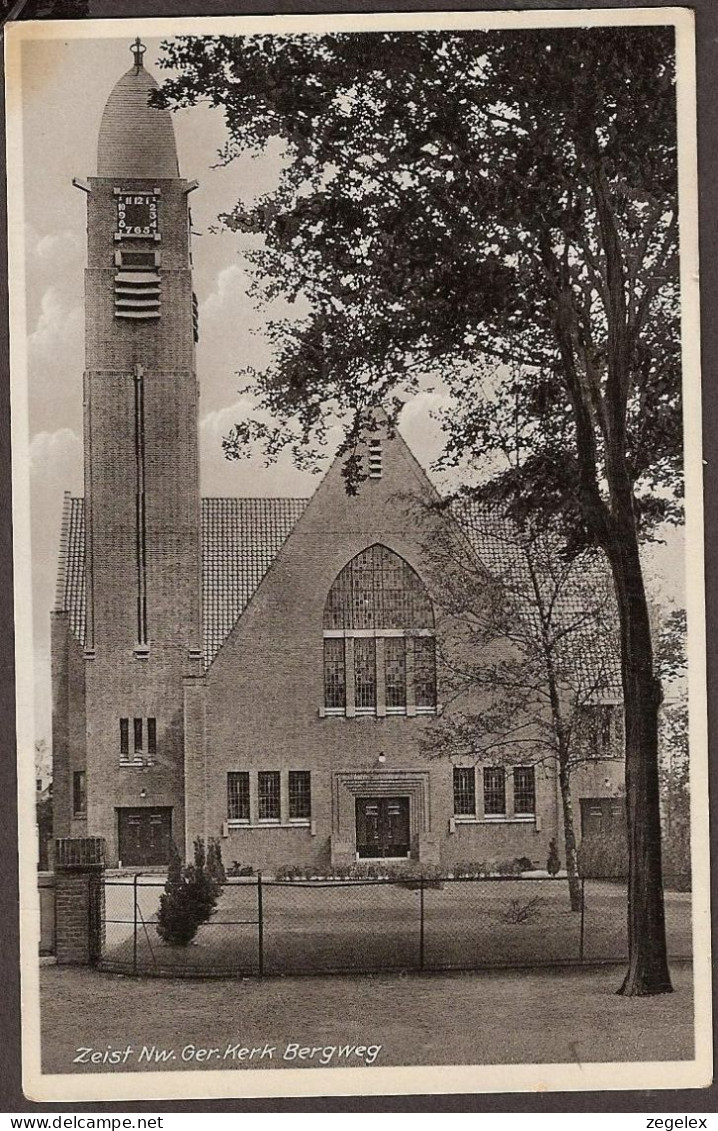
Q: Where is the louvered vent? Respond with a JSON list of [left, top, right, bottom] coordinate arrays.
[[114, 250, 161, 320], [368, 439, 383, 479]]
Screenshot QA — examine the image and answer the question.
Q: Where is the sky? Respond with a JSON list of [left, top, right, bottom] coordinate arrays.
[[16, 33, 685, 749]]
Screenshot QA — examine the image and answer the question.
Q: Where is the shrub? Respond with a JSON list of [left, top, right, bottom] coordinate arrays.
[[514, 856, 535, 873], [492, 858, 524, 876], [207, 838, 226, 885], [156, 838, 221, 947], [547, 839, 561, 877], [577, 832, 628, 879], [498, 895, 542, 925], [227, 862, 254, 878]]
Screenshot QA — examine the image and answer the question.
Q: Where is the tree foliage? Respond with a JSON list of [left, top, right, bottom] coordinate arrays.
[[419, 503, 621, 909], [158, 27, 681, 545]]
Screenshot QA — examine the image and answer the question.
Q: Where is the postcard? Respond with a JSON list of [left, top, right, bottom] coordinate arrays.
[[5, 7, 711, 1103]]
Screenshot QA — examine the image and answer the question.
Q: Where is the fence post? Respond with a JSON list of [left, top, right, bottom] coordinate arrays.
[[579, 877, 585, 963], [257, 872, 264, 977], [419, 873, 425, 971], [133, 873, 139, 976]]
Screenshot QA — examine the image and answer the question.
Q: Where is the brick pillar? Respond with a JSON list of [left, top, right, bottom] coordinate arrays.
[[54, 837, 105, 965]]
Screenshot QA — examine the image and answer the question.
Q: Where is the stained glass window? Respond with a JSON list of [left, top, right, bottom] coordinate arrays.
[[414, 637, 437, 709], [324, 638, 346, 709], [385, 637, 407, 709], [323, 545, 436, 715], [354, 638, 377, 710], [323, 544, 434, 630]]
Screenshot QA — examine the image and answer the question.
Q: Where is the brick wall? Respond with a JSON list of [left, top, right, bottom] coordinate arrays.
[[54, 839, 105, 965]]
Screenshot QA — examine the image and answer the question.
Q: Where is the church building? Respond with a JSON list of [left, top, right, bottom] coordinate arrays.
[[51, 44, 624, 871]]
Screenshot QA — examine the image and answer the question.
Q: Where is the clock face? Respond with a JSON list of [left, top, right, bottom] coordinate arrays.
[[116, 193, 159, 239]]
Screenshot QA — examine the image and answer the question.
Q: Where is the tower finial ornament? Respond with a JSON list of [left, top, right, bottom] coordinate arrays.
[[131, 37, 146, 71]]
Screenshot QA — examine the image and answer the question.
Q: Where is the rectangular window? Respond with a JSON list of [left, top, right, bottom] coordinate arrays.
[[120, 718, 129, 760], [147, 717, 157, 759], [578, 704, 619, 758], [258, 771, 281, 821], [414, 637, 437, 708], [227, 772, 250, 822], [133, 717, 143, 755], [453, 766, 476, 816], [483, 767, 506, 816], [354, 638, 377, 710], [385, 637, 407, 709], [288, 771, 311, 820], [513, 767, 536, 815], [72, 770, 86, 817], [324, 638, 346, 710]]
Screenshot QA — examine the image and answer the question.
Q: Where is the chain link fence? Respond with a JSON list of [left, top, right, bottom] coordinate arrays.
[[98, 873, 692, 978]]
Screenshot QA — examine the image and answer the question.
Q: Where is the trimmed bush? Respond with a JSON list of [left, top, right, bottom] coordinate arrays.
[[156, 838, 221, 947], [207, 838, 226, 885], [547, 839, 561, 877]]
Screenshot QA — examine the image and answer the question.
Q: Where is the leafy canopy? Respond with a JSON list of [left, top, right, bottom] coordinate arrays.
[[158, 26, 681, 547]]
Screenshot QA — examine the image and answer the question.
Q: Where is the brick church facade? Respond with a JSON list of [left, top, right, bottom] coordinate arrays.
[[51, 45, 624, 871]]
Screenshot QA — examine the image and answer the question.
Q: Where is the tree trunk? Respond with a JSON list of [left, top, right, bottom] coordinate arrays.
[[605, 518, 672, 996], [558, 763, 582, 912]]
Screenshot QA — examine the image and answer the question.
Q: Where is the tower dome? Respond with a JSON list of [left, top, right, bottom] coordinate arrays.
[[97, 41, 179, 179]]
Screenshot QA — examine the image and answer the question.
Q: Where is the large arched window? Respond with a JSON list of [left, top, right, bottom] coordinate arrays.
[[322, 544, 436, 717]]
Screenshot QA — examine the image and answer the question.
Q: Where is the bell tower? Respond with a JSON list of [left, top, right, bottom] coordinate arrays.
[[75, 40, 201, 865]]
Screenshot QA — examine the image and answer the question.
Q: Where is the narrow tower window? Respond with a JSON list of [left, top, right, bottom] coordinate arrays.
[[120, 718, 129, 761]]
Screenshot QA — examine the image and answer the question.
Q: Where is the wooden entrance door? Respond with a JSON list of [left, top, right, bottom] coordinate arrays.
[[356, 797, 410, 859], [580, 797, 626, 839], [118, 807, 172, 866]]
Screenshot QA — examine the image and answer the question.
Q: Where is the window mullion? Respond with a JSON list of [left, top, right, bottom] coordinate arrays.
[[249, 771, 259, 825], [376, 635, 386, 717], [345, 636, 356, 717], [406, 637, 416, 717], [280, 771, 289, 824]]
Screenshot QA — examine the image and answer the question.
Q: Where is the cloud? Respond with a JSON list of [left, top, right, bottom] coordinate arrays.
[[200, 262, 253, 324], [199, 399, 331, 498], [30, 427, 83, 482], [28, 286, 83, 358], [32, 228, 83, 264]]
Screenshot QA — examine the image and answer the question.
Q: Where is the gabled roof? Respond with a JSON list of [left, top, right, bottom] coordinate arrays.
[[54, 493, 86, 644], [457, 502, 622, 698], [55, 496, 308, 667], [54, 493, 620, 693], [202, 497, 308, 665]]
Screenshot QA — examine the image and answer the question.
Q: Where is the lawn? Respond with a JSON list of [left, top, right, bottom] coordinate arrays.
[[39, 962, 695, 1075], [99, 877, 693, 978]]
